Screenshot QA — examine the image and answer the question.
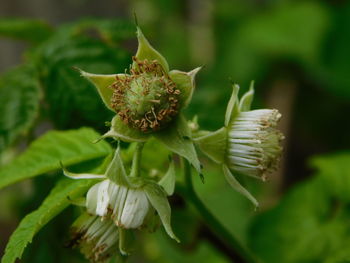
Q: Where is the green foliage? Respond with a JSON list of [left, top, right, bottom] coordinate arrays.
[[0, 128, 111, 190], [225, 2, 329, 84], [1, 178, 96, 263], [315, 2, 350, 98], [249, 152, 350, 263], [0, 65, 41, 154], [0, 18, 53, 43], [33, 23, 132, 129]]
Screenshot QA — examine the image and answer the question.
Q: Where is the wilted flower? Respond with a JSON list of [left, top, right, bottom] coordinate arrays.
[[194, 82, 284, 206], [63, 146, 178, 241], [76, 26, 201, 172], [69, 213, 119, 263]]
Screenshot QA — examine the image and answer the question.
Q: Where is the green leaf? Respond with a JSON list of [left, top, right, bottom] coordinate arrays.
[[0, 127, 111, 190], [169, 67, 201, 108], [0, 18, 53, 43], [1, 178, 96, 263], [144, 182, 179, 242], [159, 160, 176, 196], [34, 28, 130, 129], [194, 127, 227, 164], [0, 65, 40, 153], [134, 27, 169, 72], [69, 18, 135, 44], [222, 165, 258, 207], [249, 152, 350, 263], [154, 114, 201, 172], [310, 152, 350, 202], [224, 84, 240, 126], [239, 81, 254, 112], [102, 115, 150, 142]]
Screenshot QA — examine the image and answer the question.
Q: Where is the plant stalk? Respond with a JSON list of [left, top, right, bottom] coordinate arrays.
[[129, 142, 144, 177]]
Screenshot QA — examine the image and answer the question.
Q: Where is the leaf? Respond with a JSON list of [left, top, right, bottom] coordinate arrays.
[[69, 18, 135, 44], [310, 152, 350, 203], [134, 27, 169, 72], [0, 127, 111, 190], [0, 65, 41, 153], [34, 27, 131, 129], [144, 182, 179, 242], [249, 152, 350, 263], [154, 114, 201, 172], [1, 178, 96, 263], [0, 18, 53, 43]]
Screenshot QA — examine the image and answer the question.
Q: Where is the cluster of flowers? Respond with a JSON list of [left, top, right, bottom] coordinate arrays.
[[63, 26, 284, 262]]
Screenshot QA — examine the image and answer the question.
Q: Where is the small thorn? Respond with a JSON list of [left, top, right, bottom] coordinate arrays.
[[133, 12, 139, 27], [71, 66, 80, 73], [92, 137, 104, 144]]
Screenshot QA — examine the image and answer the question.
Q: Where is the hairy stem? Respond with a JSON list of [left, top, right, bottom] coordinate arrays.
[[129, 142, 144, 177], [180, 159, 258, 263]]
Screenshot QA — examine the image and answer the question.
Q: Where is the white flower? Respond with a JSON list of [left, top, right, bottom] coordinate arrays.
[[63, 146, 179, 241], [86, 179, 150, 229], [195, 82, 284, 207], [227, 109, 283, 181], [70, 213, 119, 263]]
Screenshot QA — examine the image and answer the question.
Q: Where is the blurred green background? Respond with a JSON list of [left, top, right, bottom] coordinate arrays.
[[0, 0, 350, 262]]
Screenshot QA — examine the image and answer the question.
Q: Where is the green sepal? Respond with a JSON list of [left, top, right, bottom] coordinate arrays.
[[154, 114, 201, 173], [239, 81, 254, 112], [67, 196, 86, 207], [143, 182, 179, 242], [61, 163, 105, 180], [158, 160, 176, 196], [169, 67, 201, 108], [224, 84, 240, 126], [222, 165, 258, 207], [194, 127, 228, 164], [134, 26, 169, 72], [102, 116, 150, 142], [79, 68, 128, 112], [105, 147, 130, 187]]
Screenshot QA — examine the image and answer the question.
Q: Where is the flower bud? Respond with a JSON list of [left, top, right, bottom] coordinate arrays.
[[110, 57, 181, 133], [194, 82, 284, 206]]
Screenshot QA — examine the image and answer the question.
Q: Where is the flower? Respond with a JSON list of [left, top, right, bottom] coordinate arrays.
[[62, 146, 178, 242], [76, 26, 201, 172], [69, 213, 119, 263], [86, 179, 150, 229], [194, 82, 284, 207]]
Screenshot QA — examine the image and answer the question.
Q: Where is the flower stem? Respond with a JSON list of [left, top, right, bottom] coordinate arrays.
[[130, 142, 144, 177], [180, 159, 258, 263]]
